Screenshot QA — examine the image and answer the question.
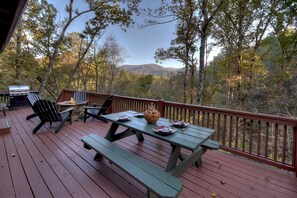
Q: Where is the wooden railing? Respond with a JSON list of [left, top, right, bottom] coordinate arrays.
[[0, 92, 10, 106], [59, 89, 297, 174]]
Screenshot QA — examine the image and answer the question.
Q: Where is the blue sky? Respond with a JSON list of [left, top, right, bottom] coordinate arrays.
[[47, 0, 184, 68], [48, 0, 219, 68]]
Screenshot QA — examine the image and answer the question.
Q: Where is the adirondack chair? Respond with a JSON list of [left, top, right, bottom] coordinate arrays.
[[73, 91, 88, 104], [83, 95, 113, 123], [32, 99, 73, 134], [26, 92, 42, 120]]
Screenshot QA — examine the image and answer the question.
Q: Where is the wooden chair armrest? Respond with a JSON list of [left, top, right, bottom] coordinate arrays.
[[92, 102, 103, 107], [60, 107, 73, 114]]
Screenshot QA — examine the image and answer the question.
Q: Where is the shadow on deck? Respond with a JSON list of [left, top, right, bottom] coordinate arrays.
[[1, 108, 297, 198]]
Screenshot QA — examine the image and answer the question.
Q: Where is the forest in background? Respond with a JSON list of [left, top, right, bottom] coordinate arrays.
[[0, 0, 296, 118]]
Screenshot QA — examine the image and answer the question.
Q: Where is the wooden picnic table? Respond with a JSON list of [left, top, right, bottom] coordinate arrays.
[[101, 110, 216, 177]]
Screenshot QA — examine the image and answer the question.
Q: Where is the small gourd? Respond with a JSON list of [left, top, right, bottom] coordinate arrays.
[[69, 97, 76, 104], [144, 105, 160, 124]]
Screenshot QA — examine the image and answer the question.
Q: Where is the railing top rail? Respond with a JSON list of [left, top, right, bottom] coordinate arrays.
[[164, 101, 297, 127], [114, 95, 159, 103], [61, 89, 297, 127]]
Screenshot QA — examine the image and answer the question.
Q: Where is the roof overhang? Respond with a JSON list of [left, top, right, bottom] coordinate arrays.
[[0, 0, 29, 53]]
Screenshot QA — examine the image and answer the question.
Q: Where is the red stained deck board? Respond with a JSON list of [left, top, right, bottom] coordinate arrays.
[[49, 132, 133, 198], [8, 113, 53, 197], [206, 150, 297, 186], [2, 108, 297, 198], [0, 135, 15, 197], [12, 111, 73, 197], [63, 124, 146, 197], [204, 151, 297, 195], [2, 133, 33, 197], [18, 119, 92, 197], [39, 117, 144, 197]]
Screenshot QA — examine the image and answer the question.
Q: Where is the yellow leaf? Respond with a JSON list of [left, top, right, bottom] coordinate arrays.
[[265, 176, 270, 182], [210, 192, 217, 197]]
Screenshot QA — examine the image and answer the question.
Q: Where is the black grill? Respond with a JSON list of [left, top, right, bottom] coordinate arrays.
[[8, 85, 30, 109]]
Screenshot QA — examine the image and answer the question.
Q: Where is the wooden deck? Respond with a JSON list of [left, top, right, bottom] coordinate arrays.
[[1, 108, 297, 198]]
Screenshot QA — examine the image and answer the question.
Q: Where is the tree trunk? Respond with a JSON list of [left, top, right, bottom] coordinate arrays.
[[15, 21, 23, 84], [236, 1, 246, 105], [38, 0, 95, 94], [183, 58, 189, 104], [197, 0, 224, 105], [66, 36, 94, 88], [197, 33, 206, 105]]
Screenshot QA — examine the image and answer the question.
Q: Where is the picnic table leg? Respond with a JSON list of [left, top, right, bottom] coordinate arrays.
[[134, 131, 144, 142], [105, 122, 119, 141], [83, 142, 103, 161], [169, 147, 204, 177], [166, 145, 181, 172], [195, 147, 208, 167]]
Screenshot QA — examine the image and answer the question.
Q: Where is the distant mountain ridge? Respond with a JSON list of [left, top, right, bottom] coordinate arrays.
[[119, 63, 180, 76]]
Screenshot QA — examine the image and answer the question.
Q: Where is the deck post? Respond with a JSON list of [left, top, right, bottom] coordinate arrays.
[[292, 127, 297, 177], [157, 99, 164, 117]]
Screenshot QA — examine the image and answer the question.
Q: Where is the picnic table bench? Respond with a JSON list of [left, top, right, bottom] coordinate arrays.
[[202, 139, 220, 150], [82, 134, 183, 198]]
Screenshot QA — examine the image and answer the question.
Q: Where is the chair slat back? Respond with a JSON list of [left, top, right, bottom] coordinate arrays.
[[27, 93, 42, 106], [33, 100, 62, 122], [73, 91, 87, 103], [97, 95, 113, 115]]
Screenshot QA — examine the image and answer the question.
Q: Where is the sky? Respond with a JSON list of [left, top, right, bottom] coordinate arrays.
[[47, 0, 218, 69]]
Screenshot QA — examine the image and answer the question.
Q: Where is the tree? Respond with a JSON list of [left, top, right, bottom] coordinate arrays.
[[146, 0, 223, 104], [154, 0, 199, 104], [32, 0, 140, 95], [100, 35, 125, 94], [196, 0, 223, 105]]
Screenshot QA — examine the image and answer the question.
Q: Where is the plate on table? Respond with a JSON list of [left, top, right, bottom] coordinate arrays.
[[169, 120, 189, 128], [115, 115, 132, 122], [153, 126, 176, 136], [134, 113, 144, 118]]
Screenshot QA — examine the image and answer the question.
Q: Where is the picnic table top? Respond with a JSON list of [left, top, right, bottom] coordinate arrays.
[[102, 110, 215, 151]]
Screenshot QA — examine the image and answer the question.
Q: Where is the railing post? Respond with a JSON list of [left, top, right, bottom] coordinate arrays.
[[109, 96, 114, 113], [157, 99, 164, 117], [292, 127, 297, 177]]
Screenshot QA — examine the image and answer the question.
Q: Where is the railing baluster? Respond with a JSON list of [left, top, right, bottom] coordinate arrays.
[[217, 114, 221, 142], [257, 120, 261, 156], [243, 118, 246, 152], [235, 117, 239, 149], [282, 125, 287, 164], [202, 112, 205, 127], [212, 113, 215, 129], [249, 119, 254, 154], [207, 112, 210, 128], [293, 127, 297, 176], [274, 124, 279, 161], [229, 116, 233, 148], [223, 115, 227, 146], [265, 122, 269, 158]]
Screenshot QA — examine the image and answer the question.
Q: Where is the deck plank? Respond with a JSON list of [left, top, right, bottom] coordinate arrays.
[[8, 111, 53, 197], [13, 109, 73, 197], [3, 133, 34, 197], [0, 134, 15, 197], [1, 108, 296, 198], [18, 112, 92, 198]]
